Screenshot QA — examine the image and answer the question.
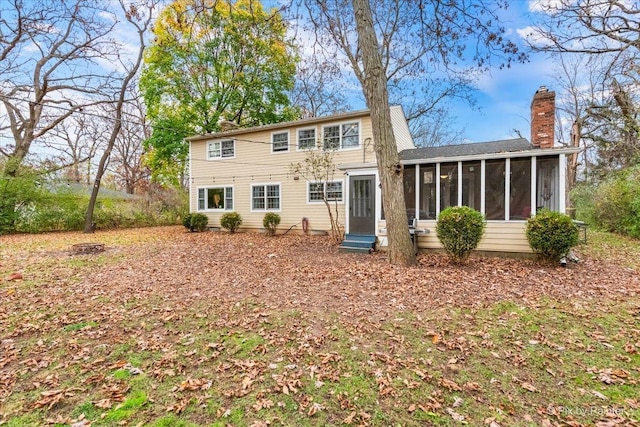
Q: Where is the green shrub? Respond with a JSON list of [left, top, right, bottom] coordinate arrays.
[[436, 206, 486, 263], [592, 166, 640, 239], [220, 212, 242, 233], [263, 212, 281, 236], [181, 213, 208, 232], [570, 183, 596, 224], [526, 209, 579, 262], [182, 213, 194, 230], [0, 170, 46, 234]]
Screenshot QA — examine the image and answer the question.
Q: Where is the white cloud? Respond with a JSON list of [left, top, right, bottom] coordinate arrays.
[[528, 0, 565, 13], [516, 25, 553, 47]]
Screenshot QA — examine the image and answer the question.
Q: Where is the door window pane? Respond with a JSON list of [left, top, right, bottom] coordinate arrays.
[[510, 158, 532, 219], [439, 163, 458, 212], [462, 161, 481, 212], [537, 157, 560, 212], [419, 165, 436, 219], [485, 159, 506, 220], [403, 166, 416, 219]]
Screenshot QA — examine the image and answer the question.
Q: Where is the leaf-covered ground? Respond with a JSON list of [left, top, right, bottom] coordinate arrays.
[[1, 226, 639, 426]]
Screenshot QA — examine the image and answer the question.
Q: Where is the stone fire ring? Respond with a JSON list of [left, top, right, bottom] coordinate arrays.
[[71, 243, 106, 255]]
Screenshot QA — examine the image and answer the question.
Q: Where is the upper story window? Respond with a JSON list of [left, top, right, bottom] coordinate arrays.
[[323, 122, 360, 150], [272, 131, 289, 153], [207, 140, 235, 160], [297, 128, 316, 150]]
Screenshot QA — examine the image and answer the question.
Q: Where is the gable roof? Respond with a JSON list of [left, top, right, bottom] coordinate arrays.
[[185, 106, 416, 151], [186, 108, 372, 142]]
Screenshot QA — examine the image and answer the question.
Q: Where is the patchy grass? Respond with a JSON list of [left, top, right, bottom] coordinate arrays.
[[1, 226, 639, 426], [579, 229, 640, 269]]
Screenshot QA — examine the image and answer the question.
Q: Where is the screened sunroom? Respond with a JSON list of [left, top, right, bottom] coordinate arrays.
[[379, 138, 581, 253]]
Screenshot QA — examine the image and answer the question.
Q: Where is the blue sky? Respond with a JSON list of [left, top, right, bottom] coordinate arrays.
[[440, 1, 555, 143], [286, 0, 556, 144]]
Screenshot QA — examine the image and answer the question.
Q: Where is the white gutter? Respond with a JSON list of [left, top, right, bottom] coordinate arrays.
[[400, 147, 582, 165]]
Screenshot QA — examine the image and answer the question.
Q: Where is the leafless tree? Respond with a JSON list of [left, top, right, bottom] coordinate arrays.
[[109, 86, 151, 194], [529, 0, 639, 58], [290, 54, 352, 118], [529, 0, 639, 171], [84, 0, 157, 232], [302, 0, 527, 265], [41, 112, 106, 185], [0, 0, 120, 176]]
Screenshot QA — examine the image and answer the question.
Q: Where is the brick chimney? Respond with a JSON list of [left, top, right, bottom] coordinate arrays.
[[530, 86, 556, 148]]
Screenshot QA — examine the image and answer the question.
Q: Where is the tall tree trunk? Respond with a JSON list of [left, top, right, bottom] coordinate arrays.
[[352, 0, 415, 266], [84, 2, 152, 232], [568, 120, 581, 187]]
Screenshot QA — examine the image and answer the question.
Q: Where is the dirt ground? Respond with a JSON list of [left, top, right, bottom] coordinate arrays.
[[3, 226, 638, 322]]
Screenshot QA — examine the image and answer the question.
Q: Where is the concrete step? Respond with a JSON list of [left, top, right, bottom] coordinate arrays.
[[338, 246, 373, 254]]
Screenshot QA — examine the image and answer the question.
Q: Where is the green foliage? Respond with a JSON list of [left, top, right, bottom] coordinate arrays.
[[0, 171, 45, 234], [220, 212, 242, 233], [526, 209, 579, 262], [182, 213, 208, 232], [569, 183, 597, 224], [1, 171, 185, 234], [591, 166, 640, 239], [436, 206, 486, 263], [141, 0, 298, 186], [263, 212, 281, 236]]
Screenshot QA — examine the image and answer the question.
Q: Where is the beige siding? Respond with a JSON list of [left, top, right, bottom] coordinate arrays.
[[377, 220, 532, 253], [390, 105, 416, 151], [190, 116, 375, 233]]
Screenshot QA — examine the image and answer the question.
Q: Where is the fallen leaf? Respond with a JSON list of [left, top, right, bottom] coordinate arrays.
[[5, 272, 22, 281]]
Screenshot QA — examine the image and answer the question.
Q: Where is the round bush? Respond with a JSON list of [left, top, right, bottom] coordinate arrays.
[[182, 213, 193, 230], [182, 213, 208, 232], [436, 206, 486, 263], [220, 212, 242, 233], [526, 209, 579, 262], [263, 212, 281, 236]]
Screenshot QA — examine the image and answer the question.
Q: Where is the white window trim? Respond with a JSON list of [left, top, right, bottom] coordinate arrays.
[[306, 180, 344, 204], [296, 126, 318, 151], [197, 185, 234, 212], [322, 120, 361, 151], [207, 139, 236, 160], [271, 131, 290, 154], [250, 182, 282, 212]]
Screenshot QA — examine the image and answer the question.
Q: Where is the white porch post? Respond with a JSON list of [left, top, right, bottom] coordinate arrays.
[[435, 163, 441, 216], [531, 156, 537, 216], [415, 164, 420, 219], [457, 161, 463, 206], [559, 153, 566, 213], [505, 158, 511, 221], [480, 160, 486, 215]]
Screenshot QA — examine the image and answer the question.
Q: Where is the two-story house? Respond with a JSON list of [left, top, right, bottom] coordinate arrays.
[[187, 87, 581, 254]]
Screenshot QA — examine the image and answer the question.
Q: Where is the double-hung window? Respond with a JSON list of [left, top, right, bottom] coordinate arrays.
[[323, 125, 340, 150], [322, 122, 360, 150], [308, 181, 343, 203], [207, 140, 235, 159], [297, 128, 316, 150], [252, 184, 280, 211], [197, 186, 233, 210], [272, 132, 289, 153]]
